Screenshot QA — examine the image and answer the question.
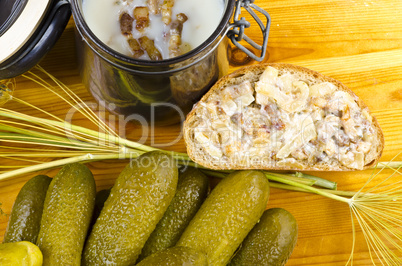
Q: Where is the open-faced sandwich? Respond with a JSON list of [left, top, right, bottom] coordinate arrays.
[[183, 63, 384, 171]]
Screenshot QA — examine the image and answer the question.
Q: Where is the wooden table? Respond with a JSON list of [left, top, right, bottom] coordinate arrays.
[[1, 0, 401, 265]]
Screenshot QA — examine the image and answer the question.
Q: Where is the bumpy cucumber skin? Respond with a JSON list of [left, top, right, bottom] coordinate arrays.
[[138, 167, 209, 261], [177, 170, 270, 266], [0, 241, 43, 266], [229, 208, 298, 266], [36, 163, 96, 266], [83, 151, 178, 266], [3, 175, 51, 244], [136, 246, 207, 266]]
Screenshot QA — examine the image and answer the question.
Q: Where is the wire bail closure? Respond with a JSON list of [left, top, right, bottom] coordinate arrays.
[[228, 0, 271, 62]]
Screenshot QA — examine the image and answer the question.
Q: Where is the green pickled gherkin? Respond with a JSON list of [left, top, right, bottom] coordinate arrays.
[[229, 208, 298, 266], [83, 151, 178, 266], [138, 167, 209, 261], [136, 246, 207, 266], [176, 170, 270, 266], [0, 241, 43, 266], [36, 163, 96, 266], [3, 175, 51, 244]]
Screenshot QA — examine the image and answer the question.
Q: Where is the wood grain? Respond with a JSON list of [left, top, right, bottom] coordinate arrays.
[[1, 0, 402, 265]]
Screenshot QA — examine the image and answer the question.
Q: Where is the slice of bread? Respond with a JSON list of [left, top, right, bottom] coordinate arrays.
[[183, 63, 384, 171]]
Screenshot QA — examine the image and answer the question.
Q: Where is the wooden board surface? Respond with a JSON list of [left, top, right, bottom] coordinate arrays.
[[1, 0, 402, 265]]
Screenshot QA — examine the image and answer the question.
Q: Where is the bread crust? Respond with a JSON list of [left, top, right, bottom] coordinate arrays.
[[183, 63, 384, 171]]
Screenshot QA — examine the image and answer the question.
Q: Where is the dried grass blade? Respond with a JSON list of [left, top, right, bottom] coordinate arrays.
[[0, 109, 118, 148], [0, 121, 76, 143], [348, 156, 402, 265], [1, 156, 44, 164], [24, 67, 118, 138], [0, 153, 138, 181]]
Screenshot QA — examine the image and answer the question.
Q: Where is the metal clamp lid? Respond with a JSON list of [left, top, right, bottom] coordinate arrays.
[[228, 0, 271, 62]]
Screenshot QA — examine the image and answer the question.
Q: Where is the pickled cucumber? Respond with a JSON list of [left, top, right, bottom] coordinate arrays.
[[229, 208, 298, 266], [176, 170, 270, 266], [138, 167, 209, 261], [0, 241, 43, 266], [36, 163, 96, 265], [3, 175, 51, 244], [136, 246, 207, 266], [83, 151, 178, 266]]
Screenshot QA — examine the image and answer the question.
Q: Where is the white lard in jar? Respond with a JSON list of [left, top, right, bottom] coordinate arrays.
[[82, 0, 225, 60]]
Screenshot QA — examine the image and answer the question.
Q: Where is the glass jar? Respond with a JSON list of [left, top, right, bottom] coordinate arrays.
[[71, 0, 270, 124]]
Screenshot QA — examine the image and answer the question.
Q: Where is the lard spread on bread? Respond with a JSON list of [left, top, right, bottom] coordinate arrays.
[[184, 63, 384, 171]]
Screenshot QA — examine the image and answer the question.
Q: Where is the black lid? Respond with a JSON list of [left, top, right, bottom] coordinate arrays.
[[0, 0, 27, 35], [0, 0, 71, 79]]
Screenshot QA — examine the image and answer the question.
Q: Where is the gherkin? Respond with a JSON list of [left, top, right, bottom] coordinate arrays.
[[83, 151, 178, 266], [3, 175, 51, 244], [136, 246, 207, 266], [177, 170, 270, 266], [36, 163, 96, 266], [138, 167, 209, 261], [229, 208, 298, 266], [0, 241, 43, 266]]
